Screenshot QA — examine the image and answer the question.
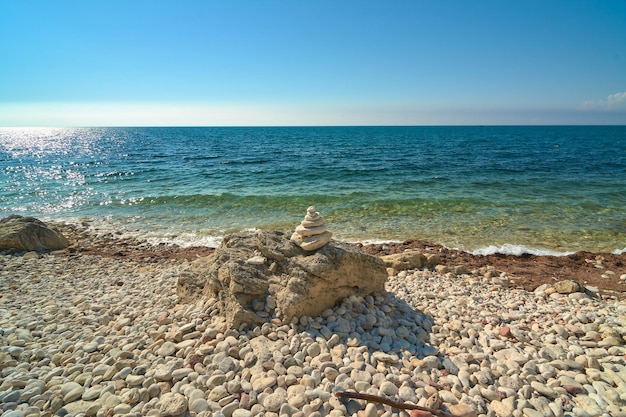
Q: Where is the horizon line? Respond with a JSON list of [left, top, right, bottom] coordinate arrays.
[[2, 123, 625, 129]]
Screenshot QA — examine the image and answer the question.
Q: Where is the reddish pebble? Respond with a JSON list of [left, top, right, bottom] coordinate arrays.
[[499, 326, 512, 338], [562, 385, 584, 394], [239, 392, 250, 409], [410, 410, 433, 417]]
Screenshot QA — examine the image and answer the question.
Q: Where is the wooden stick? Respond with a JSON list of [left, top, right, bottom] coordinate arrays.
[[335, 391, 454, 417]]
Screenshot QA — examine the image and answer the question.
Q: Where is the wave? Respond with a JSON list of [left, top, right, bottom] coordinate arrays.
[[113, 191, 382, 207], [613, 247, 626, 255], [470, 244, 575, 257], [220, 158, 271, 165]]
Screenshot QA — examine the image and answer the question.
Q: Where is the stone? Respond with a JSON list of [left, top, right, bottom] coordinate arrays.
[[559, 376, 585, 394], [177, 230, 387, 328], [0, 412, 24, 417], [363, 403, 378, 417], [60, 401, 100, 416], [573, 395, 604, 416], [263, 388, 287, 412], [60, 381, 82, 397], [0, 215, 69, 251], [447, 404, 478, 417], [63, 386, 85, 403], [522, 409, 544, 417], [113, 403, 132, 414], [435, 264, 453, 274], [411, 411, 434, 417], [530, 381, 559, 398], [554, 279, 583, 294], [232, 410, 253, 417], [380, 381, 399, 396], [159, 392, 188, 416], [290, 206, 332, 251], [495, 326, 510, 339], [222, 400, 239, 417], [381, 250, 426, 271]]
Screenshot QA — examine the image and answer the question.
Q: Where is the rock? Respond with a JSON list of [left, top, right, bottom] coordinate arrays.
[[435, 264, 453, 274], [425, 253, 441, 266], [60, 381, 82, 397], [156, 341, 177, 357], [559, 376, 585, 394], [177, 230, 387, 328], [159, 392, 188, 416], [522, 409, 544, 417], [530, 381, 559, 398], [232, 410, 253, 417], [0, 215, 69, 251], [1, 411, 24, 417], [263, 388, 287, 412], [447, 404, 478, 417], [573, 395, 604, 416], [554, 279, 583, 294], [381, 250, 426, 271], [380, 380, 399, 396], [411, 411, 434, 417], [290, 206, 332, 251], [499, 326, 512, 338], [59, 400, 102, 417], [363, 403, 378, 417], [63, 386, 85, 403]]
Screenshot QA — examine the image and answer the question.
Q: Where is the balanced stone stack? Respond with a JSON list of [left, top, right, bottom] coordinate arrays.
[[290, 206, 332, 251]]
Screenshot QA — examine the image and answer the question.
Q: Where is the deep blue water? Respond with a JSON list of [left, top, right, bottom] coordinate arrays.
[[1, 126, 625, 254]]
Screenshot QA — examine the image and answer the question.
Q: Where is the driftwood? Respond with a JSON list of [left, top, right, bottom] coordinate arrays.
[[335, 390, 455, 417]]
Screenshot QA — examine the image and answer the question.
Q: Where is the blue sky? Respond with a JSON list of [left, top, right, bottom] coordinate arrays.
[[1, 1, 625, 126]]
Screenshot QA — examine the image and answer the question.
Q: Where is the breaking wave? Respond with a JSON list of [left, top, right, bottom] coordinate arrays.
[[470, 244, 575, 257]]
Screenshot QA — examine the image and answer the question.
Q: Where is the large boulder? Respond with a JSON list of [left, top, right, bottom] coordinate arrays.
[[177, 230, 387, 329], [0, 215, 69, 252]]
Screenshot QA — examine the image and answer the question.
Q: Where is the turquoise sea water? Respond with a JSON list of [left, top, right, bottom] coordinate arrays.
[[1, 126, 625, 254]]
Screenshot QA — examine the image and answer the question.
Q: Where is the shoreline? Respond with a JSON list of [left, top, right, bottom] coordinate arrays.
[[30, 214, 626, 257], [44, 221, 626, 301]]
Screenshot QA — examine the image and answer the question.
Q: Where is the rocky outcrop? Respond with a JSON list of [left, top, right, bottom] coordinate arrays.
[[290, 206, 332, 251], [177, 230, 387, 329], [0, 215, 69, 252], [380, 250, 442, 276]]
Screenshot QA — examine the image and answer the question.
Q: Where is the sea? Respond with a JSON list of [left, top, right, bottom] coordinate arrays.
[[1, 126, 625, 255]]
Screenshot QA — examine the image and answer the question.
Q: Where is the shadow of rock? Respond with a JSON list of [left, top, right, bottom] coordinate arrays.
[[220, 288, 438, 371], [291, 291, 437, 358]]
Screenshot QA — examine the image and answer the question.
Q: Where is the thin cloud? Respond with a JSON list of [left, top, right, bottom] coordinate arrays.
[[580, 91, 626, 111]]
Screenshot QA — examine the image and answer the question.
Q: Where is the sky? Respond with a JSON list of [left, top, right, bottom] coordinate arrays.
[[1, 0, 625, 126]]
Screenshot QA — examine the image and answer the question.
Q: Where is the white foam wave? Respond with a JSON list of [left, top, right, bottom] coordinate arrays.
[[50, 216, 226, 248], [144, 227, 268, 248], [613, 247, 626, 255], [470, 244, 575, 257]]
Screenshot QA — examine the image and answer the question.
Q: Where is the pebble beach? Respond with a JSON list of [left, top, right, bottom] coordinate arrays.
[[1, 225, 626, 417]]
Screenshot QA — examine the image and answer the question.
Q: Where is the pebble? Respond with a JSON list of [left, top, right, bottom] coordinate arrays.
[[232, 410, 253, 417], [2, 231, 626, 417], [159, 392, 188, 416]]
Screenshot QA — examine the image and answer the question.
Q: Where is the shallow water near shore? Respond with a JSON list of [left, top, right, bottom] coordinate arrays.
[[1, 125, 625, 254]]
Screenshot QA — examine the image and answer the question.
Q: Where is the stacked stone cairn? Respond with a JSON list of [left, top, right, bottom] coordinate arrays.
[[290, 206, 332, 251]]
